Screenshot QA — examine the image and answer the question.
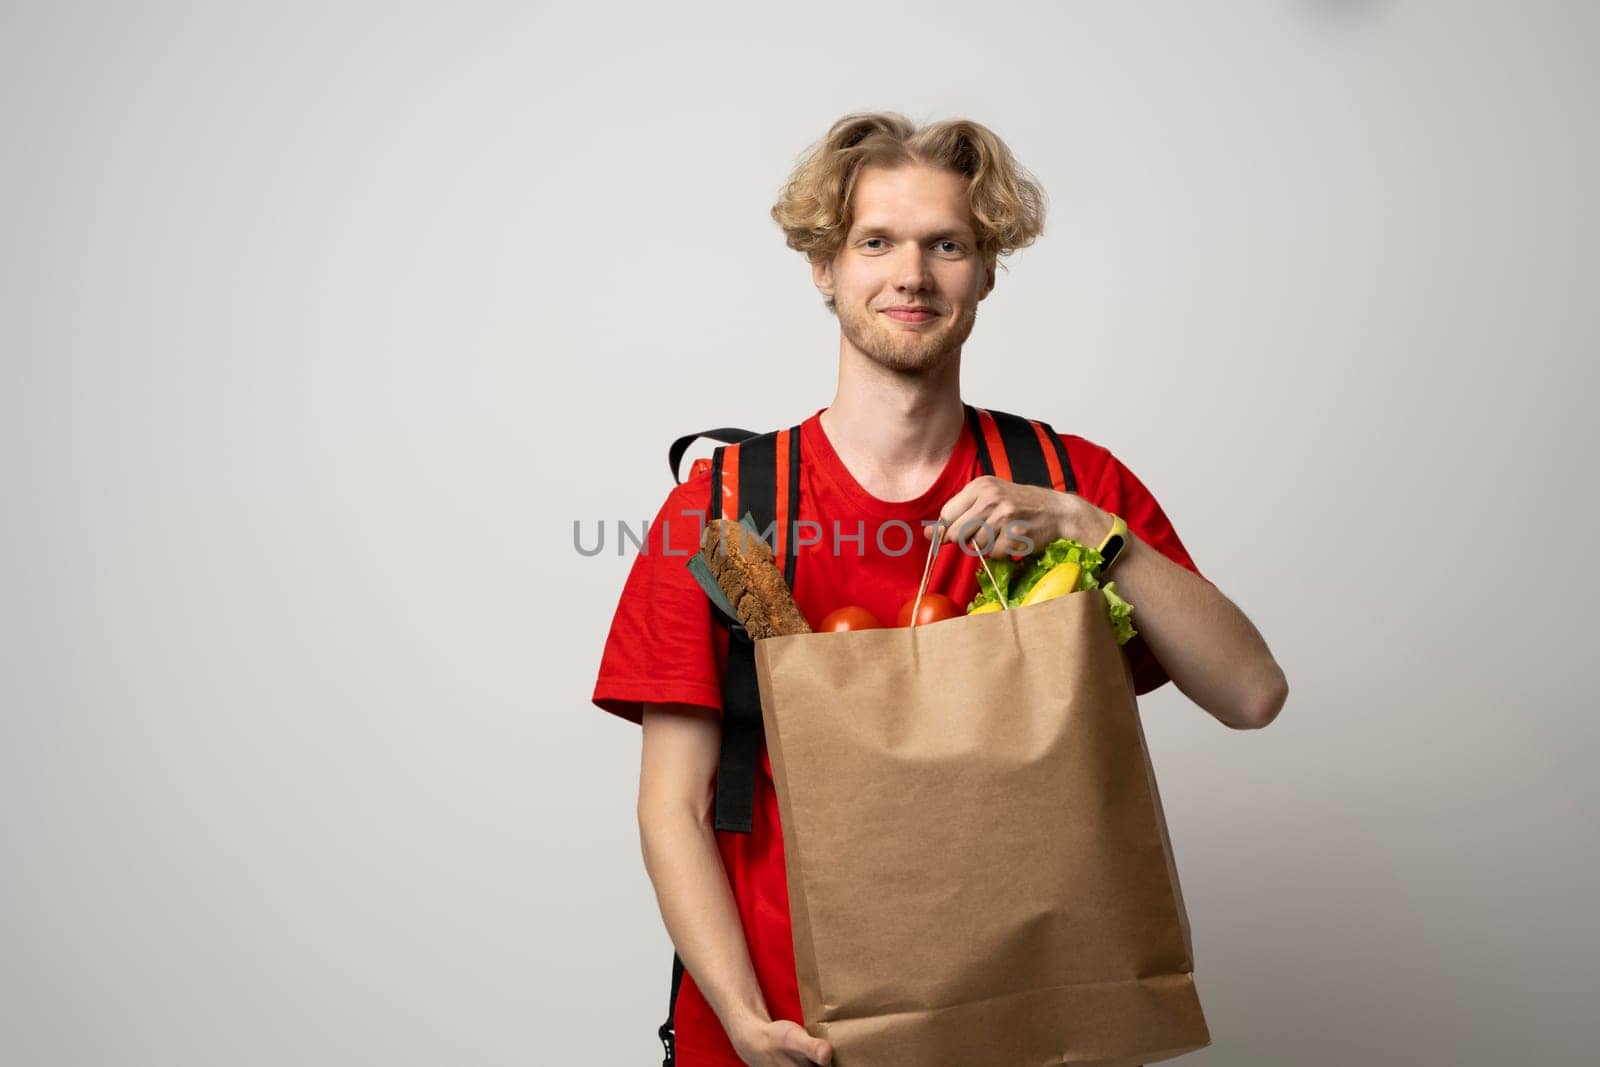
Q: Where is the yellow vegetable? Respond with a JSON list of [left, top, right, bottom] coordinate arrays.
[[967, 600, 1004, 615], [1017, 561, 1081, 607]]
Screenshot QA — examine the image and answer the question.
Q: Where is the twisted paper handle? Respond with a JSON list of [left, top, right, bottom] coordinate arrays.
[[910, 522, 1010, 629]]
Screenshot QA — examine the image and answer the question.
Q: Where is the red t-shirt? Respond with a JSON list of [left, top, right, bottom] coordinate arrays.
[[592, 408, 1206, 1066]]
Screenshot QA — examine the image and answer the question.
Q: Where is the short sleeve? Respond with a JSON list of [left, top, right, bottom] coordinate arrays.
[[590, 474, 725, 725], [1085, 445, 1211, 697]]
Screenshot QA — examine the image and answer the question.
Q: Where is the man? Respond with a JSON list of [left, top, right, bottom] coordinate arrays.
[[593, 112, 1288, 1067]]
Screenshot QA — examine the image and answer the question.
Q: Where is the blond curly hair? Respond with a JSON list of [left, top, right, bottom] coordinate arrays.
[[771, 112, 1047, 313]]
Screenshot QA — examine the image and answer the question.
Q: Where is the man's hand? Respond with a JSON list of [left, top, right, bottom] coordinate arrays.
[[730, 1016, 833, 1066], [926, 475, 1108, 557]]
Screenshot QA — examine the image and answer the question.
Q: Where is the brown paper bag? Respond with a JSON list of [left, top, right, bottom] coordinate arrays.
[[753, 584, 1210, 1066]]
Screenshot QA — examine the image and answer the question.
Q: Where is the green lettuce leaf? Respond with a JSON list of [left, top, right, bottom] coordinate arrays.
[[1009, 539, 1106, 602], [1100, 581, 1137, 646], [965, 537, 1136, 644], [967, 556, 1020, 611]]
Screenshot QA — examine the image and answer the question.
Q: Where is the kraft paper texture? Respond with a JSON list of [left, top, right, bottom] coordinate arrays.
[[753, 590, 1210, 1066]]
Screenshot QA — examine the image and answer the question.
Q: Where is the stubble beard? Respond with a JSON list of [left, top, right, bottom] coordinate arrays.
[[838, 299, 978, 377]]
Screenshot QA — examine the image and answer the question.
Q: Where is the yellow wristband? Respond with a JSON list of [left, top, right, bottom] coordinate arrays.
[[1097, 513, 1129, 574]]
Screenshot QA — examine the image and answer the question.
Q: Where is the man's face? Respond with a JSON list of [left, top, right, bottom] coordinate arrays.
[[813, 163, 996, 375]]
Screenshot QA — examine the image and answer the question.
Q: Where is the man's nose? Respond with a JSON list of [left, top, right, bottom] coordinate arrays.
[[893, 245, 933, 291]]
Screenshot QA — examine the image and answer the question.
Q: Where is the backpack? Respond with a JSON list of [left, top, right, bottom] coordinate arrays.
[[653, 403, 1080, 1066]]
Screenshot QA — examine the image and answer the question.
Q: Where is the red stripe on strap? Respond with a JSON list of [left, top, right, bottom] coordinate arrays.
[[1030, 420, 1067, 493], [720, 444, 741, 521], [773, 429, 791, 564], [976, 409, 1012, 481]]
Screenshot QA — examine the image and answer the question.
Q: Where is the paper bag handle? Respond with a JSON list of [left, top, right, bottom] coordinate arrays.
[[910, 522, 1009, 628]]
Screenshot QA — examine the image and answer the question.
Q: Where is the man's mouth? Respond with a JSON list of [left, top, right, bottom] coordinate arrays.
[[882, 307, 939, 323]]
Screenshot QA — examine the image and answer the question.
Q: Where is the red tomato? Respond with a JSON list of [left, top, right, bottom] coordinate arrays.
[[896, 593, 963, 628], [818, 605, 882, 632]]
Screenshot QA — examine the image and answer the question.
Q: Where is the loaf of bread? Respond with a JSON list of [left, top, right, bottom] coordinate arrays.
[[700, 519, 812, 638]]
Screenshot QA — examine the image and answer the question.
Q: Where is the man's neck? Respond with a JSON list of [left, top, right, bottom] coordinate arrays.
[[818, 345, 966, 502]]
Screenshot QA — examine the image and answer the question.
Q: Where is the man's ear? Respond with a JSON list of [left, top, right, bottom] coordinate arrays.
[[979, 259, 997, 301], [812, 257, 835, 300]]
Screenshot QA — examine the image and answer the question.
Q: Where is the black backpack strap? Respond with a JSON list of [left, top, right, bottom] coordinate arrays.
[[670, 428, 759, 484], [966, 403, 1078, 493], [707, 426, 803, 833], [654, 426, 779, 1063], [658, 951, 686, 1065], [714, 624, 762, 834]]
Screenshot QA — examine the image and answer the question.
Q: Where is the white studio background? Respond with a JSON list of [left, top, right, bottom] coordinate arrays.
[[3, 2, 1595, 1064]]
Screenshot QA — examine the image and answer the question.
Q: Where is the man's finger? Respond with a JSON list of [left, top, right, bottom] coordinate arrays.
[[950, 512, 998, 554], [990, 519, 1035, 558], [935, 479, 984, 527], [781, 1027, 832, 1064]]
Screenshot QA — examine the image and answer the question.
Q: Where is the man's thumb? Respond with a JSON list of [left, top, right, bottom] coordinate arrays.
[[782, 1024, 830, 1065]]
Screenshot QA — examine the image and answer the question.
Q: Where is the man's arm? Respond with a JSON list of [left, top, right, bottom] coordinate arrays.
[[1098, 530, 1288, 729], [638, 703, 833, 1066], [931, 477, 1288, 730]]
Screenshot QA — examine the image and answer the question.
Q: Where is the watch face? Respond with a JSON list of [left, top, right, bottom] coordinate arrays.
[[1103, 534, 1126, 564]]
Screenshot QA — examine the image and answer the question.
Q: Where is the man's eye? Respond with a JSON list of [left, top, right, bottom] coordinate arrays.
[[863, 238, 886, 250], [936, 241, 962, 254]]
